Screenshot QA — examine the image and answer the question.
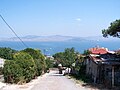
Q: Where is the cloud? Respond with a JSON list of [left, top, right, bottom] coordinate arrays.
[[76, 18, 81, 21]]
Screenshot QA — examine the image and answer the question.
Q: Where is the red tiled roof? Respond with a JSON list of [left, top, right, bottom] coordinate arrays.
[[89, 47, 108, 54]]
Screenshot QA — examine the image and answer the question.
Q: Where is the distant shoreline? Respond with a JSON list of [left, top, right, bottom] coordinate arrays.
[[0, 41, 119, 55]]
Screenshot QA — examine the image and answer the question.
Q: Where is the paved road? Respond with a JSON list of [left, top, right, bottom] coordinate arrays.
[[31, 70, 89, 90], [0, 70, 92, 90]]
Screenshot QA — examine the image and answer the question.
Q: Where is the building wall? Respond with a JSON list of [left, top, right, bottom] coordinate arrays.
[[86, 54, 120, 87], [104, 65, 120, 86], [86, 57, 98, 83]]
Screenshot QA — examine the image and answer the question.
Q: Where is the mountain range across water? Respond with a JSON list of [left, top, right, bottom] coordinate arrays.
[[0, 35, 119, 55], [0, 35, 119, 42]]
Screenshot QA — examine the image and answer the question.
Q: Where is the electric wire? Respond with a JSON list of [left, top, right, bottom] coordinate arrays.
[[0, 14, 28, 48]]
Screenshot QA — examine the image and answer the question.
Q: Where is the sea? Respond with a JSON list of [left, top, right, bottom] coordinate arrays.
[[0, 40, 119, 55]]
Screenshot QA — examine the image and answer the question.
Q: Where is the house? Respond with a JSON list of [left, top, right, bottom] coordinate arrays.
[[89, 46, 108, 54], [86, 47, 120, 87], [0, 58, 5, 68]]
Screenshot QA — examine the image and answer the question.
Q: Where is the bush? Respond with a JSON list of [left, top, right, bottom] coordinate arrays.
[[14, 52, 36, 82], [0, 47, 17, 60], [45, 58, 54, 70], [3, 60, 23, 83], [3, 52, 36, 84], [22, 48, 44, 60], [22, 48, 47, 76], [34, 59, 47, 76], [3, 48, 48, 84]]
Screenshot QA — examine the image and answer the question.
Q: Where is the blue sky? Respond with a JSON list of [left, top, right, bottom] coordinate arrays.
[[0, 0, 120, 38]]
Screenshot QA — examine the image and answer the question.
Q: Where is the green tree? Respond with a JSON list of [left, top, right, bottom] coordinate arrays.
[[64, 48, 78, 67], [102, 19, 120, 38], [3, 52, 36, 84], [3, 48, 49, 84], [74, 56, 84, 73], [53, 52, 65, 66], [22, 48, 44, 60], [83, 50, 91, 55], [45, 58, 54, 70], [53, 48, 78, 67], [22, 48, 46, 76], [13, 52, 36, 83], [3, 60, 23, 83], [0, 47, 17, 60]]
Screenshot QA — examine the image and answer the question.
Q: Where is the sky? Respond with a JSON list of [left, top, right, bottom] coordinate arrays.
[[0, 0, 120, 38]]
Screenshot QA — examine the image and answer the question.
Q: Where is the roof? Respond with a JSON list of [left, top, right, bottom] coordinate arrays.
[[89, 53, 120, 65], [89, 47, 108, 54]]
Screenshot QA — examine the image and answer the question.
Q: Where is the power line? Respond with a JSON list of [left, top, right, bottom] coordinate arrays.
[[0, 14, 28, 48]]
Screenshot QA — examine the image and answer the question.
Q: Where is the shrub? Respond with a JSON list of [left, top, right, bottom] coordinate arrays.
[[36, 58, 47, 74], [3, 52, 36, 84], [3, 60, 23, 83], [22, 48, 44, 60], [45, 58, 54, 70], [14, 52, 36, 82], [0, 47, 17, 60], [22, 48, 47, 76], [34, 59, 46, 76], [3, 48, 48, 84]]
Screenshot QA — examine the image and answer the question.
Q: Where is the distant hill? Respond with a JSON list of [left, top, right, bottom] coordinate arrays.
[[0, 35, 119, 42]]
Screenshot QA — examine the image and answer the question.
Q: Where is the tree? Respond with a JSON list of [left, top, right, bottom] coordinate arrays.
[[53, 52, 65, 66], [3, 48, 51, 84], [22, 48, 47, 76], [13, 52, 36, 83], [22, 48, 44, 60], [3, 52, 36, 84], [3, 60, 23, 83], [74, 56, 84, 73], [64, 48, 78, 67], [53, 48, 78, 67], [0, 47, 17, 60], [102, 19, 120, 38], [45, 58, 54, 70], [83, 50, 91, 55]]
